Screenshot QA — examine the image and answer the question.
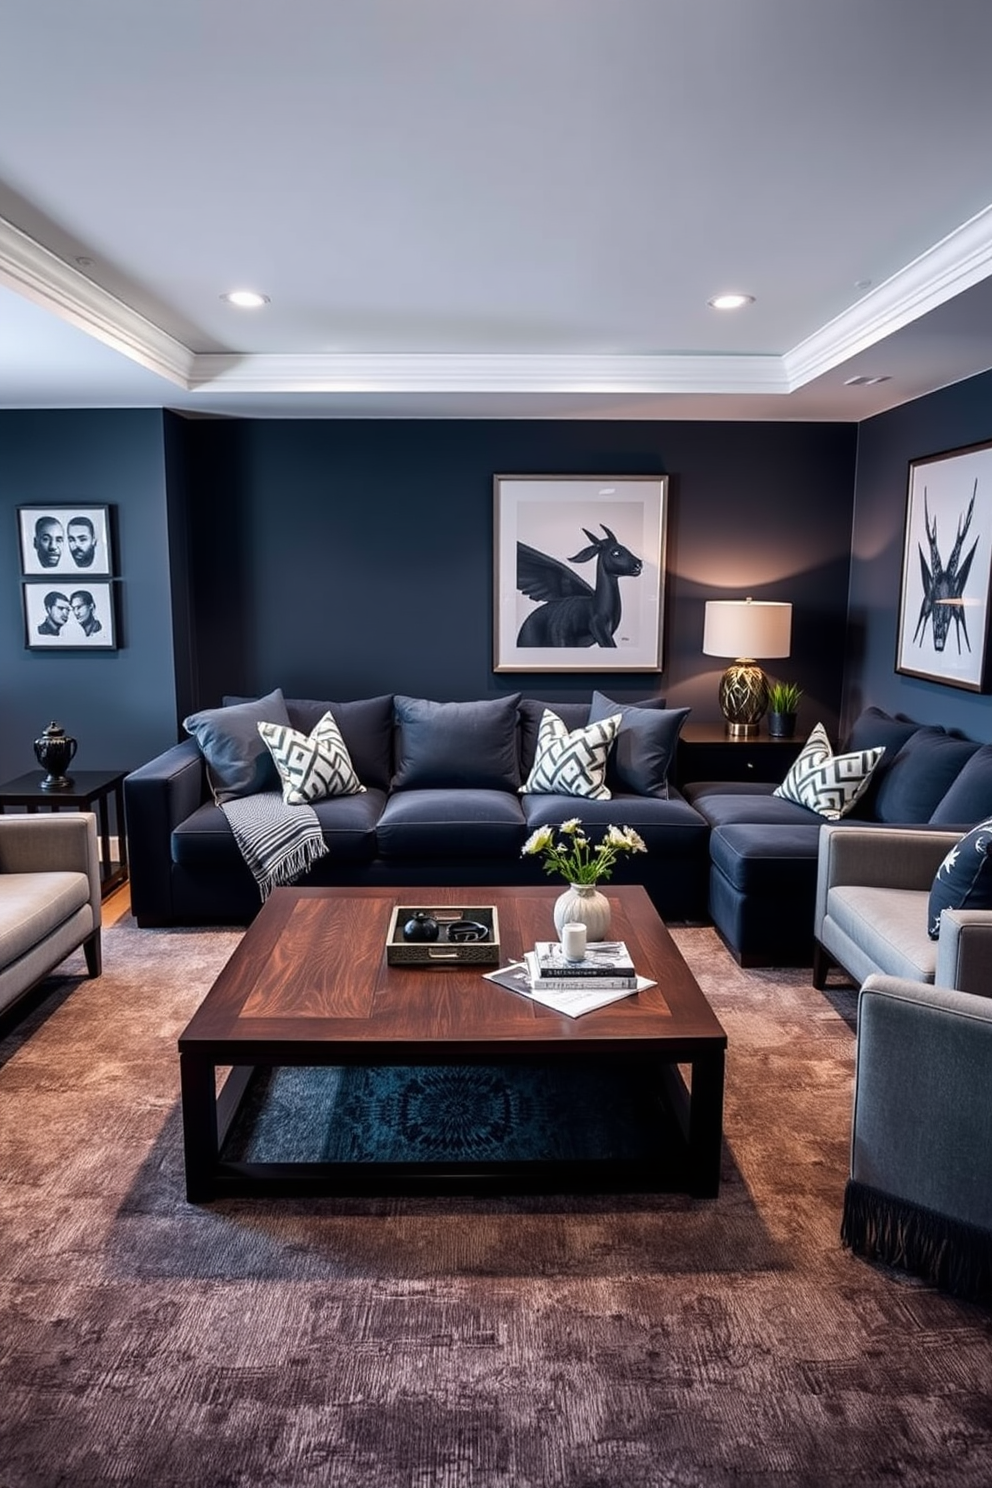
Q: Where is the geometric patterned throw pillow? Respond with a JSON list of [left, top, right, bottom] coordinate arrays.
[[928, 816, 992, 939], [257, 712, 366, 805], [520, 709, 621, 800], [773, 721, 884, 821]]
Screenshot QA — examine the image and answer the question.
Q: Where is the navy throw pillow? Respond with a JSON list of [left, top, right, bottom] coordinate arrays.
[[391, 695, 522, 790], [928, 818, 992, 939], [872, 728, 980, 823], [929, 744, 992, 826], [589, 691, 689, 797], [184, 688, 290, 803]]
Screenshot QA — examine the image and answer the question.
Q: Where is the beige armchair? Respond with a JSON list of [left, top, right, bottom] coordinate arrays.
[[0, 812, 102, 1019], [812, 824, 992, 997]]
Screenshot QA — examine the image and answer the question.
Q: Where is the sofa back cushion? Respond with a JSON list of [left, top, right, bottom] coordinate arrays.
[[184, 688, 290, 804], [929, 744, 992, 826], [589, 691, 688, 797], [391, 695, 522, 791], [872, 727, 981, 823], [841, 706, 923, 818], [283, 695, 394, 791]]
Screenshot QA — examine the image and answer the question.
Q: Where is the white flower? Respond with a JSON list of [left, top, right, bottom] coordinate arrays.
[[522, 826, 554, 857]]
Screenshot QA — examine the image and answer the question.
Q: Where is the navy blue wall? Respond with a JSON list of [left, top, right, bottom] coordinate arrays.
[[176, 417, 857, 736], [847, 367, 992, 742], [0, 409, 177, 785]]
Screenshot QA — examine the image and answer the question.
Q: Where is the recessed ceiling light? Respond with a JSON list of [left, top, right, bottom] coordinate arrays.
[[707, 293, 755, 311], [221, 290, 270, 309]]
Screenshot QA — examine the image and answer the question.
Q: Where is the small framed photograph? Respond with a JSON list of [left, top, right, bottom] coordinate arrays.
[[17, 504, 114, 578], [493, 474, 668, 672], [896, 440, 992, 692], [23, 581, 118, 650]]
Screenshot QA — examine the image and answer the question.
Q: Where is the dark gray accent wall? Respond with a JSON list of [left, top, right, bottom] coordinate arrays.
[[175, 417, 857, 737], [847, 367, 992, 742], [0, 409, 178, 783]]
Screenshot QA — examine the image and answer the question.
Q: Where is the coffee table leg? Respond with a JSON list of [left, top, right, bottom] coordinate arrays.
[[180, 1052, 219, 1202], [688, 1048, 725, 1198]]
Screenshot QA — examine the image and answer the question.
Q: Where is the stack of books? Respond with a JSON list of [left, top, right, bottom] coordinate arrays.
[[523, 940, 637, 992]]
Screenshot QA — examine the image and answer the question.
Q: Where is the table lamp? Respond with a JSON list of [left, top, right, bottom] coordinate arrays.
[[702, 598, 792, 737]]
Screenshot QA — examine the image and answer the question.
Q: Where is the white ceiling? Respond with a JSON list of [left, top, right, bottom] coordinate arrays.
[[2, 0, 992, 422]]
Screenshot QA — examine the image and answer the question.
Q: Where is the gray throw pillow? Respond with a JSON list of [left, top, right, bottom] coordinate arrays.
[[183, 688, 290, 804], [391, 695, 522, 791], [589, 692, 689, 797]]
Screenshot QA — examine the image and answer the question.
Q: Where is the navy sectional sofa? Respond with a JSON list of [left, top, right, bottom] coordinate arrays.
[[684, 707, 992, 965], [124, 691, 711, 928]]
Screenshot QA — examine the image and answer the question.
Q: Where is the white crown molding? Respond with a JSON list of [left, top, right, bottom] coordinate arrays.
[[4, 200, 992, 405], [784, 202, 992, 389], [0, 217, 194, 387], [188, 351, 789, 396]]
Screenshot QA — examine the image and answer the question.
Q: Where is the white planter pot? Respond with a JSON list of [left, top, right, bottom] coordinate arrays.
[[552, 883, 612, 943]]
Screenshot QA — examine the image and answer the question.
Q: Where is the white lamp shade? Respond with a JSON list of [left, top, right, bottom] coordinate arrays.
[[702, 599, 792, 660]]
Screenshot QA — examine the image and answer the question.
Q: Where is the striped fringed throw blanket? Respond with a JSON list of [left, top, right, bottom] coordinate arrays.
[[221, 791, 329, 901]]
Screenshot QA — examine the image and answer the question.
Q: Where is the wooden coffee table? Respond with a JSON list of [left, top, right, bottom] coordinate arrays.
[[178, 885, 726, 1202]]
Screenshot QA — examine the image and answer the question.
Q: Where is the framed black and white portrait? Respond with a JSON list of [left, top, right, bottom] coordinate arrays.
[[23, 581, 118, 651], [493, 474, 668, 673], [896, 441, 992, 692], [18, 504, 114, 579]]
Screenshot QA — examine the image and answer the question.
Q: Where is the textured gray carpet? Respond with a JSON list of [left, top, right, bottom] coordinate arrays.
[[1, 917, 991, 1488]]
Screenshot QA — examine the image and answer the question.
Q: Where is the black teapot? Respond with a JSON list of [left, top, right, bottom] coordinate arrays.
[[34, 721, 77, 790], [403, 911, 440, 942]]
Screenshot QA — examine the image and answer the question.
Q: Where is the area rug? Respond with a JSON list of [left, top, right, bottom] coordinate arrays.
[[224, 1061, 668, 1165], [1, 916, 991, 1488]]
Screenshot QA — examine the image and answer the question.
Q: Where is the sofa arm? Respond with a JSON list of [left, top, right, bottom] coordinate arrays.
[[814, 825, 959, 933], [850, 974, 992, 1231], [124, 738, 207, 923], [0, 813, 101, 929]]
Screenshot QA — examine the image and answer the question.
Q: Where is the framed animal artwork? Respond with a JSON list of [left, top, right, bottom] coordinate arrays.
[[493, 474, 668, 673], [896, 440, 992, 692]]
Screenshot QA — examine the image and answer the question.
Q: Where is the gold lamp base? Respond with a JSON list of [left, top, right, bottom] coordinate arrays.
[[718, 660, 768, 737]]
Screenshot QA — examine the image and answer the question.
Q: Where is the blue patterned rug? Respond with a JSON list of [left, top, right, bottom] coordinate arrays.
[[221, 1062, 672, 1165]]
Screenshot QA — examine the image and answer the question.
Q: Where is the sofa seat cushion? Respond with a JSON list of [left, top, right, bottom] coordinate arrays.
[[709, 824, 823, 893], [685, 785, 821, 829], [0, 872, 90, 966], [172, 790, 385, 867], [375, 789, 527, 859], [826, 885, 936, 983], [520, 790, 709, 859]]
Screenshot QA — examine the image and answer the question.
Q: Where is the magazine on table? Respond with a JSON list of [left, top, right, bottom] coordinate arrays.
[[483, 960, 656, 1018]]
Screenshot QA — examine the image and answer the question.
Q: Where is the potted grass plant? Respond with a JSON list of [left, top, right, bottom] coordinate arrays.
[[766, 681, 803, 739]]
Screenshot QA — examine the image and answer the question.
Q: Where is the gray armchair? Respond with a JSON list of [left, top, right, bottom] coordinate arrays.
[[0, 812, 102, 1019], [841, 973, 992, 1299], [812, 824, 992, 997]]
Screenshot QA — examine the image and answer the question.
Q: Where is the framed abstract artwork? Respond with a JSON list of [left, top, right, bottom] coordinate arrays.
[[896, 441, 992, 692], [493, 474, 668, 673], [17, 504, 114, 578]]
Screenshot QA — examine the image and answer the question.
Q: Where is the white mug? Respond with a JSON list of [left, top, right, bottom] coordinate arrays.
[[561, 922, 587, 961]]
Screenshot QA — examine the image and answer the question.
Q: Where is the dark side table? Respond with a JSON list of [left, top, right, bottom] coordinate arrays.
[[675, 725, 804, 787], [0, 769, 128, 897]]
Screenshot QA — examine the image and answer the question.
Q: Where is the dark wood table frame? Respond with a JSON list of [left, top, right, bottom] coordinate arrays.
[[0, 769, 128, 897], [178, 885, 727, 1203]]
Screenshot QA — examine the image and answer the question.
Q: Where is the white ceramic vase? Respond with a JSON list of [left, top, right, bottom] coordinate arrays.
[[553, 883, 612, 943]]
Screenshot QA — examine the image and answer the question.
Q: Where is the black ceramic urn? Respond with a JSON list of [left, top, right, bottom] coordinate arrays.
[[34, 721, 77, 790]]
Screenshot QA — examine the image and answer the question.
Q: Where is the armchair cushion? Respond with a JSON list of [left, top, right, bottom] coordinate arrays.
[[928, 817, 992, 938], [773, 722, 883, 820]]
